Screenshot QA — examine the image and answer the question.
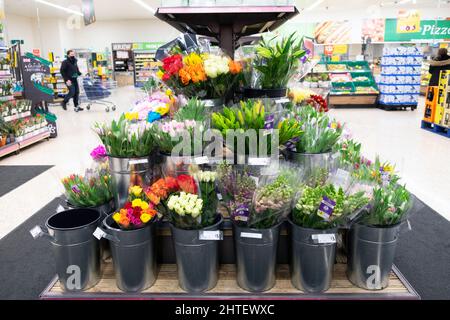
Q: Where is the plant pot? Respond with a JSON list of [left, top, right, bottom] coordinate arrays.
[[0, 136, 6, 147], [9, 134, 15, 143], [346, 222, 401, 290], [108, 155, 156, 209], [284, 151, 337, 178], [289, 219, 337, 293], [243, 87, 287, 99], [170, 217, 223, 292], [233, 221, 282, 292], [31, 208, 101, 292], [102, 215, 157, 292]]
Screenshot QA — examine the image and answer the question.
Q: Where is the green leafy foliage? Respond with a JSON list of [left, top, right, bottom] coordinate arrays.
[[174, 98, 207, 122]]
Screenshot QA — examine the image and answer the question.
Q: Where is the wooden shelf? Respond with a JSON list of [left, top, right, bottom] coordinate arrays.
[[40, 261, 418, 300]]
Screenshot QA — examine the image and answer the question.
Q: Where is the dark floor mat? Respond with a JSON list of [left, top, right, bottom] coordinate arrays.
[[0, 165, 52, 197]]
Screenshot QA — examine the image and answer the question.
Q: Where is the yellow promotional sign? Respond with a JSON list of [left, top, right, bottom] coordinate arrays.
[[333, 44, 348, 55], [439, 43, 449, 49], [331, 55, 341, 62], [397, 9, 420, 33]]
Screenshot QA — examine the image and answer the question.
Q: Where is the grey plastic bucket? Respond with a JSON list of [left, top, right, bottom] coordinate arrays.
[[31, 208, 101, 292], [108, 155, 154, 209], [233, 222, 282, 292], [289, 220, 337, 293], [170, 217, 223, 292], [102, 215, 157, 292], [347, 222, 401, 290]]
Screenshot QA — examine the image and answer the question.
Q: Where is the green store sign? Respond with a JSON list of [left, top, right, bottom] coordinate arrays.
[[385, 19, 450, 42], [133, 42, 165, 51]]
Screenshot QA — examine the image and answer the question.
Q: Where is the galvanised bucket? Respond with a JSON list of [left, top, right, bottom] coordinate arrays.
[[102, 215, 157, 293], [233, 221, 282, 292], [289, 220, 337, 293], [31, 208, 101, 292], [170, 217, 223, 292], [347, 222, 401, 290]]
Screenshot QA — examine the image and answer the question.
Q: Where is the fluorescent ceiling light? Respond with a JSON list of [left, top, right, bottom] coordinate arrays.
[[397, 0, 415, 4], [305, 0, 325, 11], [133, 0, 156, 14], [34, 0, 83, 16]]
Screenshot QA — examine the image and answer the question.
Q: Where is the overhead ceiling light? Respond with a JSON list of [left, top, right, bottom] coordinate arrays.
[[34, 0, 83, 16], [305, 0, 325, 11], [133, 0, 156, 14], [397, 0, 415, 4]]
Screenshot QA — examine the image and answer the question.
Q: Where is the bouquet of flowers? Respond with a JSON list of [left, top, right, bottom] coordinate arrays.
[[359, 184, 414, 227], [292, 170, 372, 229], [150, 119, 204, 156], [94, 113, 155, 158], [157, 51, 242, 99], [291, 105, 343, 154], [62, 146, 113, 207], [130, 89, 175, 122], [112, 185, 158, 230]]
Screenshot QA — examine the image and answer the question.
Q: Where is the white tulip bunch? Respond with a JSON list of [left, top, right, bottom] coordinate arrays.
[[203, 54, 230, 78], [195, 171, 217, 183], [167, 192, 203, 218]]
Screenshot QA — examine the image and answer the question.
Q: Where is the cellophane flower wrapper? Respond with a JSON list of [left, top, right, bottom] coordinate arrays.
[[292, 167, 373, 230], [247, 163, 302, 229], [62, 146, 113, 207], [358, 183, 423, 228]]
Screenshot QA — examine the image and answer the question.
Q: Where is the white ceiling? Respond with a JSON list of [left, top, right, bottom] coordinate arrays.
[[4, 0, 449, 20]]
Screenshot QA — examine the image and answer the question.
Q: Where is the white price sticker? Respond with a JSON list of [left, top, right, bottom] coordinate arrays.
[[93, 227, 107, 240], [56, 205, 65, 213], [199, 230, 223, 241], [194, 156, 209, 165], [275, 98, 290, 104], [240, 232, 262, 239], [248, 157, 270, 166], [29, 226, 43, 239], [128, 158, 148, 165], [217, 193, 223, 201], [312, 234, 336, 244]]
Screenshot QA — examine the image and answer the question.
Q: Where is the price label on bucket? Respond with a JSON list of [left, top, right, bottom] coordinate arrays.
[[275, 98, 290, 104], [29, 226, 43, 239], [240, 232, 262, 239], [311, 234, 336, 244], [199, 230, 223, 241], [93, 227, 107, 240], [194, 156, 209, 165], [128, 158, 148, 165]]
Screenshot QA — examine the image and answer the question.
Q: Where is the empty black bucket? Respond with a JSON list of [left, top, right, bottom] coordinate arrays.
[[170, 217, 223, 292], [31, 208, 101, 292], [233, 222, 282, 292], [102, 215, 157, 292], [289, 220, 337, 293]]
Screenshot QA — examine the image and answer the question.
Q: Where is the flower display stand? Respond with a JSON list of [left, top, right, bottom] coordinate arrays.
[[39, 220, 419, 300]]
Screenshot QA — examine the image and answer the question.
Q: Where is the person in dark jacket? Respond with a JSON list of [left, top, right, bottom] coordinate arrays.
[[428, 48, 450, 86], [60, 49, 83, 111]]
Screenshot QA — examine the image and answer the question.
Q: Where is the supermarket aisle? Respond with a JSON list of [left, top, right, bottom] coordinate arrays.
[[0, 90, 449, 239]]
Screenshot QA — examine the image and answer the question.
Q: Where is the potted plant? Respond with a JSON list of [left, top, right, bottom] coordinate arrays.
[[147, 168, 222, 292], [94, 113, 156, 208], [290, 174, 371, 293], [284, 106, 342, 177], [347, 183, 417, 290], [231, 166, 298, 292], [100, 185, 158, 292], [245, 33, 306, 98]]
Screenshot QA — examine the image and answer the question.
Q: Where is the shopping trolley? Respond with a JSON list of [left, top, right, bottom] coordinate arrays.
[[78, 76, 117, 112]]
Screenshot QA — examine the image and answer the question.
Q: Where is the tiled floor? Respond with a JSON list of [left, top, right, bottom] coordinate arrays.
[[0, 87, 448, 239]]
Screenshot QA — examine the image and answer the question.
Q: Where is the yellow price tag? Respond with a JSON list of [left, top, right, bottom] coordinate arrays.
[[333, 45, 347, 55], [331, 55, 340, 62]]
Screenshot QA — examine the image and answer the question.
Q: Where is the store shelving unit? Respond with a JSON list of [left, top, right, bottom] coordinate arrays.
[[377, 47, 422, 111], [133, 50, 161, 87], [0, 128, 50, 158], [49, 64, 67, 103], [112, 43, 134, 86], [308, 61, 379, 107]]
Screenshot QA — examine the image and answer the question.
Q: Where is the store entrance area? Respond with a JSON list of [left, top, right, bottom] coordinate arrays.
[[0, 0, 449, 304]]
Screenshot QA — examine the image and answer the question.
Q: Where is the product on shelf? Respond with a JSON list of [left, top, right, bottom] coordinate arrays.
[[327, 64, 347, 71], [330, 73, 352, 82]]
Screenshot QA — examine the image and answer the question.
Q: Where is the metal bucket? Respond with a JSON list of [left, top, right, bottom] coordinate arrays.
[[158, 152, 203, 177], [233, 222, 282, 292], [65, 198, 115, 261], [285, 151, 336, 179], [31, 208, 101, 292], [347, 222, 401, 290], [108, 155, 155, 208], [102, 215, 157, 292], [289, 220, 337, 293], [170, 217, 223, 292]]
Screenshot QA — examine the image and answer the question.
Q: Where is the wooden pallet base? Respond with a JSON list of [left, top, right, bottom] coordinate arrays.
[[378, 104, 417, 111], [421, 120, 450, 138], [40, 260, 419, 300]]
